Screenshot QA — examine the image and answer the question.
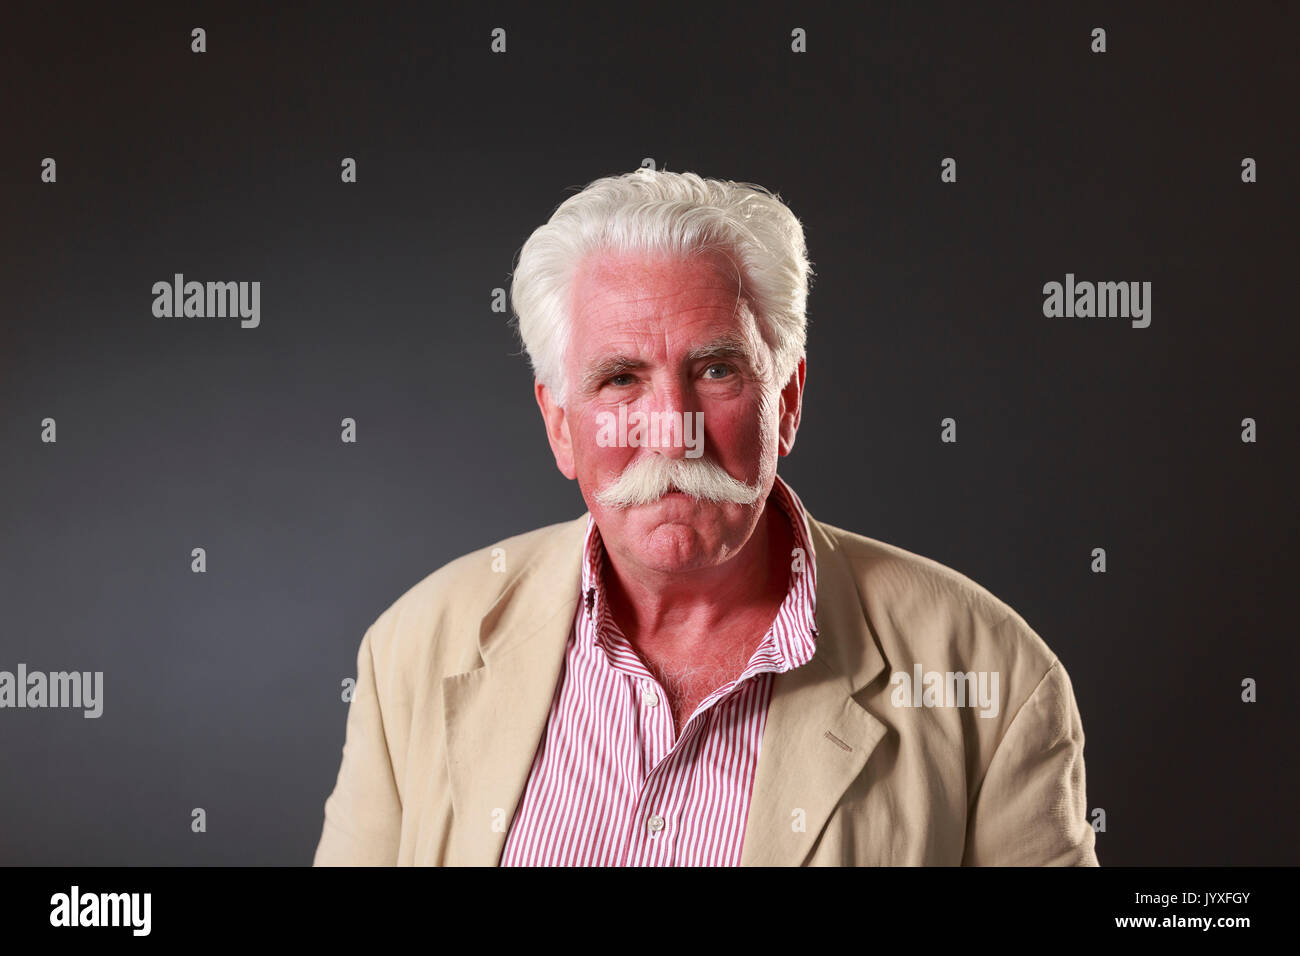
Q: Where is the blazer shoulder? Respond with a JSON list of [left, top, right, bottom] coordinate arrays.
[[811, 517, 1058, 673], [362, 513, 586, 666]]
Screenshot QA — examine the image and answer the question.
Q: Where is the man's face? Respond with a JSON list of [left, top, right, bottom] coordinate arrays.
[[535, 248, 805, 576]]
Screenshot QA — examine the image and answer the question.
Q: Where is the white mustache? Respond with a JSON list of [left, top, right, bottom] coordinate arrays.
[[594, 455, 763, 509]]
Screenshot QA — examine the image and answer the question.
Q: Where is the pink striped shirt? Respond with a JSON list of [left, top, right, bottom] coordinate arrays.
[[500, 474, 818, 866]]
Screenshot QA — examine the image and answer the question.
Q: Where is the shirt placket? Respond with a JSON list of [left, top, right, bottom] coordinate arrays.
[[599, 624, 685, 864], [601, 590, 749, 865], [619, 713, 704, 865]]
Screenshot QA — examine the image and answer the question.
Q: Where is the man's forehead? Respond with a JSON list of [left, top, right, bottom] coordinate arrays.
[[570, 250, 754, 344]]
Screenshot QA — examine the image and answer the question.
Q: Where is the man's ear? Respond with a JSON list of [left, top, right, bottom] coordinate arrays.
[[535, 379, 577, 480], [777, 355, 806, 457]]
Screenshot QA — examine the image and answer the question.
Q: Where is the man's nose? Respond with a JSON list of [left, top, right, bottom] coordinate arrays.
[[641, 378, 695, 457]]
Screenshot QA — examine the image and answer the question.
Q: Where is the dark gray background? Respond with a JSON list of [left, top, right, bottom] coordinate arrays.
[[2, 1, 1296, 865]]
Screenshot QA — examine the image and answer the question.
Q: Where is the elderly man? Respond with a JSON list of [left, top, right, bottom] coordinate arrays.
[[313, 169, 1098, 866]]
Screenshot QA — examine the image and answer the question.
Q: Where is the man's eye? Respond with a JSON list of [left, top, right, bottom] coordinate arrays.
[[703, 364, 733, 379], [607, 374, 635, 387]]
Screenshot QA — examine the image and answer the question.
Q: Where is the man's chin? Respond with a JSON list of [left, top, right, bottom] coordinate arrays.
[[626, 535, 719, 574]]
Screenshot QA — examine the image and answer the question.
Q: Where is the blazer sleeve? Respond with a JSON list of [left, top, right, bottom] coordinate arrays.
[[962, 658, 1099, 866], [312, 623, 403, 866]]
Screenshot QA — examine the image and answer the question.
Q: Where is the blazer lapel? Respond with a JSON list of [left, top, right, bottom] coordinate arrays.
[[739, 509, 889, 865], [438, 514, 588, 865]]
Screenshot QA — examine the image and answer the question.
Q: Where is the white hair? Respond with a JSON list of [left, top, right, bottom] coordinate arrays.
[[508, 169, 814, 407]]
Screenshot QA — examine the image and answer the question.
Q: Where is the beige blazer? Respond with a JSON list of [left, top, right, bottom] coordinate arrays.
[[313, 506, 1098, 866]]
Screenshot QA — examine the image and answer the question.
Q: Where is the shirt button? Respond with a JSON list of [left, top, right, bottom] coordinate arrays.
[[647, 814, 666, 833], [642, 686, 659, 707]]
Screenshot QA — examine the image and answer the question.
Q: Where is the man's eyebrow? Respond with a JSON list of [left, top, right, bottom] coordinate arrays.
[[684, 334, 756, 365], [578, 335, 757, 393], [579, 356, 646, 393]]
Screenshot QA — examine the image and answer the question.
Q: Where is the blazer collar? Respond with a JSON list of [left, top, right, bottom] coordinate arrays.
[[437, 504, 888, 866]]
